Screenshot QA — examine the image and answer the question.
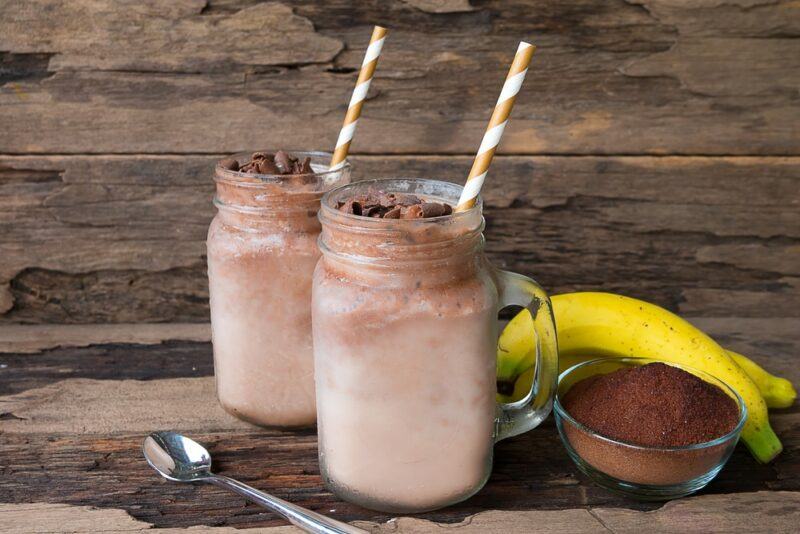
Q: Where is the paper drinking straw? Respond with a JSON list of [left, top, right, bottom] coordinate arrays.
[[330, 25, 388, 170], [455, 41, 535, 212]]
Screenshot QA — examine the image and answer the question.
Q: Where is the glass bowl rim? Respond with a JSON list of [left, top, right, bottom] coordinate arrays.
[[553, 356, 747, 452]]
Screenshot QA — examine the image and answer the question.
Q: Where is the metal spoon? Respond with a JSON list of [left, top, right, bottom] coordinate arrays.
[[143, 431, 366, 534]]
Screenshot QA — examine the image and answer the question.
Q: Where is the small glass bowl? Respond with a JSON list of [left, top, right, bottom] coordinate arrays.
[[554, 357, 747, 500]]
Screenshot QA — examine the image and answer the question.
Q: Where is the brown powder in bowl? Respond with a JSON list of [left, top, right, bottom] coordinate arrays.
[[563, 362, 739, 447], [560, 362, 742, 486]]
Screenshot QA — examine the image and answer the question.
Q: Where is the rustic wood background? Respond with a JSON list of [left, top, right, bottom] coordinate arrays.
[[1, 0, 798, 532]]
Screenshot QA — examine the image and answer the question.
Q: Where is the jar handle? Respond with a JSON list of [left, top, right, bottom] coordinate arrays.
[[493, 269, 559, 442]]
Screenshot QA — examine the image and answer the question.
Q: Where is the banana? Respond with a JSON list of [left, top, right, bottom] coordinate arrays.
[[726, 350, 796, 409], [497, 304, 798, 409], [497, 308, 536, 383], [497, 292, 785, 463]]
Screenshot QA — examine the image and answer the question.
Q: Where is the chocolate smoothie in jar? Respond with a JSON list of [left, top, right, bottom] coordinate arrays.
[[312, 178, 559, 513], [207, 151, 350, 427]]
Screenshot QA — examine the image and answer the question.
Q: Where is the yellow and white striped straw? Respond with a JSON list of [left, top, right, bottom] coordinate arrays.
[[455, 41, 535, 211], [330, 25, 388, 170]]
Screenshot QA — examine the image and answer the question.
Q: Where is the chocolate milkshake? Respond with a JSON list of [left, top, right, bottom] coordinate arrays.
[[207, 151, 350, 427], [312, 179, 559, 512]]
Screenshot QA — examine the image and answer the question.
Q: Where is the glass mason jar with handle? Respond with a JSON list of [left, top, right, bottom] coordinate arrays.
[[312, 178, 558, 513], [207, 151, 350, 428]]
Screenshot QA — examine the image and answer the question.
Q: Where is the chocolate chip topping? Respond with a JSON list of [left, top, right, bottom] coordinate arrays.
[[223, 150, 313, 175], [218, 158, 240, 171], [337, 192, 453, 219]]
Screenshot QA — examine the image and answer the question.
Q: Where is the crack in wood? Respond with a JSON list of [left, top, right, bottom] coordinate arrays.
[[586, 507, 617, 533]]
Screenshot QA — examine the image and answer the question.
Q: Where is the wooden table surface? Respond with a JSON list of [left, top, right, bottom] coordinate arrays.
[[1, 1, 798, 532]]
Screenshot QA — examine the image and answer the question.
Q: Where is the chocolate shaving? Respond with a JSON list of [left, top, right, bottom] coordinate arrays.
[[363, 205, 384, 218], [228, 150, 315, 175], [420, 202, 446, 218], [218, 158, 240, 171], [402, 204, 424, 219], [337, 192, 453, 219], [384, 206, 402, 219], [274, 150, 292, 173]]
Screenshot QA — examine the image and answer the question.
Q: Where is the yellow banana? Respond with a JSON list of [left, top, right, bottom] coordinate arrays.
[[497, 292, 785, 463], [499, 327, 798, 409], [726, 350, 796, 409], [497, 308, 536, 383], [497, 304, 798, 409]]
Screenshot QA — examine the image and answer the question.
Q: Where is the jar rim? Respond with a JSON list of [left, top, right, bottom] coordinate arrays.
[[215, 150, 351, 190], [317, 178, 485, 266], [319, 178, 482, 228]]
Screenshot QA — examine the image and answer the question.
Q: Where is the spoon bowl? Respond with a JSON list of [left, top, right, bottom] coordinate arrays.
[[143, 431, 212, 482]]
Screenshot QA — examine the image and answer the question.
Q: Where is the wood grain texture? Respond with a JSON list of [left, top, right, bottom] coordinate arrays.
[[0, 377, 252, 434], [366, 492, 800, 533], [3, 492, 799, 533], [1, 0, 798, 530], [0, 0, 797, 154], [0, 322, 210, 353], [0, 1, 343, 72], [1, 154, 797, 324], [0, 333, 797, 529], [0, 339, 212, 396], [0, 503, 295, 533], [1, 413, 797, 529], [0, 318, 795, 397]]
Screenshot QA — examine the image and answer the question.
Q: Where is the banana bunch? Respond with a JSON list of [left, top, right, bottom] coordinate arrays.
[[497, 292, 795, 463]]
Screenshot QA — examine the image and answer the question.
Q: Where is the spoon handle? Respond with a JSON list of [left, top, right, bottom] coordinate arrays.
[[208, 474, 367, 534]]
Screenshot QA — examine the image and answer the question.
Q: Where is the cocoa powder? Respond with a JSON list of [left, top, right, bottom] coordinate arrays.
[[560, 362, 742, 486], [563, 362, 739, 447]]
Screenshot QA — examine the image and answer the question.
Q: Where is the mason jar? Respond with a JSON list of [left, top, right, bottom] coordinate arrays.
[[208, 151, 350, 427], [312, 178, 558, 512]]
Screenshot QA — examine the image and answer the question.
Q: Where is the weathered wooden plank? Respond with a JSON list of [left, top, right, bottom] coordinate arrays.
[[0, 416, 796, 528], [0, 0, 797, 154], [0, 317, 795, 397], [1, 154, 797, 323], [0, 322, 210, 353], [0, 341, 213, 396], [0, 377, 252, 434], [0, 333, 796, 529], [0, 503, 295, 533], [401, 0, 476, 14], [591, 491, 800, 534], [0, 1, 795, 530], [0, 1, 345, 72], [4, 492, 799, 533], [6, 370, 793, 437], [368, 492, 800, 533]]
